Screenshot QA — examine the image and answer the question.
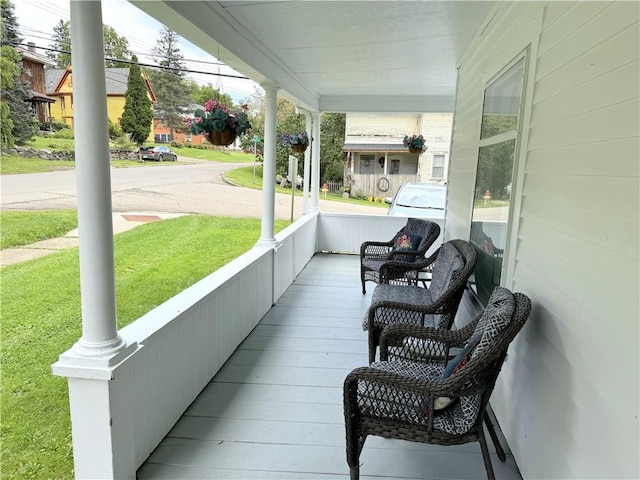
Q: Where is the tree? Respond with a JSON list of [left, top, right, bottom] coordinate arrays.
[[1, 0, 36, 145], [47, 20, 71, 68], [47, 20, 131, 69], [147, 27, 191, 139], [319, 113, 346, 184], [120, 55, 153, 146], [0, 0, 21, 44], [103, 25, 130, 68], [187, 80, 233, 107]]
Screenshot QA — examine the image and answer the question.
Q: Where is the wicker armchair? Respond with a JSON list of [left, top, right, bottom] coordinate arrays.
[[345, 288, 532, 480], [359, 218, 440, 294], [363, 239, 477, 363]]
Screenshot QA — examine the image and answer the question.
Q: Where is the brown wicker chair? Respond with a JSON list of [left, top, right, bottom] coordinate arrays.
[[345, 287, 532, 480], [363, 239, 477, 363], [359, 218, 440, 294]]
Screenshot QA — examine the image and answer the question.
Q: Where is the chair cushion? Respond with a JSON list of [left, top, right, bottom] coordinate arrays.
[[363, 284, 435, 331], [470, 287, 515, 360], [393, 233, 421, 251], [429, 242, 465, 302]]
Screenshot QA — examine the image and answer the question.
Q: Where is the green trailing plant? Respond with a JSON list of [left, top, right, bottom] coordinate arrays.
[[186, 99, 252, 137]]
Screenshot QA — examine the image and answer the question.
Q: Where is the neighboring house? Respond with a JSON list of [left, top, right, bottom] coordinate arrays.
[[15, 42, 56, 124], [343, 113, 452, 197], [153, 106, 206, 146], [45, 67, 156, 141]]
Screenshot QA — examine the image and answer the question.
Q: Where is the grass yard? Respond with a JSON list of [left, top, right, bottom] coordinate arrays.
[[225, 165, 388, 209], [0, 154, 77, 175], [0, 214, 288, 480], [170, 145, 255, 162], [0, 210, 78, 249]]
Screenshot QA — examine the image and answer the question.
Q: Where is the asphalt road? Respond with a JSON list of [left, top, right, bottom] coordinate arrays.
[[0, 157, 385, 220]]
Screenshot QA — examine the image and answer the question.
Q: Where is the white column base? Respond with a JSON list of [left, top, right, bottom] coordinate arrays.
[[52, 343, 142, 479]]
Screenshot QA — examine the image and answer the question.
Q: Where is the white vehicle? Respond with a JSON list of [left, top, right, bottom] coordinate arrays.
[[385, 182, 446, 219]]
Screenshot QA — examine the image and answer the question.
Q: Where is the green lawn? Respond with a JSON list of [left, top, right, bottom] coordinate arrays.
[[0, 214, 288, 480], [0, 210, 78, 249], [225, 165, 388, 209]]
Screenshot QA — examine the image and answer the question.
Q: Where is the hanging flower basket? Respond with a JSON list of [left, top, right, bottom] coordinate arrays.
[[280, 131, 310, 153], [291, 143, 307, 153], [207, 128, 237, 146], [403, 134, 426, 154], [185, 99, 252, 147]]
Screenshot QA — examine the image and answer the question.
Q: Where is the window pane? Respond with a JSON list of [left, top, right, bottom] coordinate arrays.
[[480, 58, 525, 139], [470, 139, 515, 304]]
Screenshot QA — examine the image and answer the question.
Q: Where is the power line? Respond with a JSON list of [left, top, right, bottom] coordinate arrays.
[[10, 42, 250, 80]]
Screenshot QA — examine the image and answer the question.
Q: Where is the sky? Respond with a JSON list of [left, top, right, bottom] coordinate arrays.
[[13, 0, 260, 103]]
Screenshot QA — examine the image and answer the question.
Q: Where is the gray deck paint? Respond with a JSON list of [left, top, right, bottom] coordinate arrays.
[[137, 254, 522, 479]]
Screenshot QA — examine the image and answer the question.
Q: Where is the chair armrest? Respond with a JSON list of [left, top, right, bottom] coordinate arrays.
[[344, 365, 487, 425], [379, 319, 480, 361], [360, 240, 394, 259], [379, 256, 435, 283]]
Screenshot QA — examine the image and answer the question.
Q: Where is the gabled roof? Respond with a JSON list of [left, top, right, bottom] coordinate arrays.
[[15, 45, 55, 66], [45, 67, 156, 101]]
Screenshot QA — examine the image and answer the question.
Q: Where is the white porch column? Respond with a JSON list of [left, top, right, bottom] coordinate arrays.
[[309, 112, 321, 212], [69, 0, 124, 357], [257, 82, 278, 246], [51, 3, 139, 479], [301, 110, 312, 213]]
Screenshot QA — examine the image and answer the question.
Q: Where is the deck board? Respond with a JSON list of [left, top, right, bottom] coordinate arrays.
[[137, 254, 521, 480]]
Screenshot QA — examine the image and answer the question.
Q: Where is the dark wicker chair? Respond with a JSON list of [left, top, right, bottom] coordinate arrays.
[[363, 239, 477, 363], [345, 287, 532, 480], [359, 218, 440, 294]]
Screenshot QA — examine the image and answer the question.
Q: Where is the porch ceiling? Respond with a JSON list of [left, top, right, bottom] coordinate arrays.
[[128, 0, 496, 113]]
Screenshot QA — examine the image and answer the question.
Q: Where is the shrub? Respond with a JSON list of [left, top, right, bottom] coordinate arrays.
[[52, 129, 74, 140], [170, 141, 183, 148], [183, 142, 192, 148]]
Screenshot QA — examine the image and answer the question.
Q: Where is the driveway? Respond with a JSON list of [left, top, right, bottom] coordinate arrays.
[[0, 158, 385, 220]]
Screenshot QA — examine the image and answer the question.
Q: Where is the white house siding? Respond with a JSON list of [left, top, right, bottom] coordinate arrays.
[[446, 2, 639, 479], [345, 113, 453, 191]]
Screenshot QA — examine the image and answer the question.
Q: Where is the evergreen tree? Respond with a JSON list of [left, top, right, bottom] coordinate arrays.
[[0, 0, 21, 44], [121, 55, 153, 146], [147, 27, 191, 139], [1, 0, 36, 145], [47, 20, 71, 68]]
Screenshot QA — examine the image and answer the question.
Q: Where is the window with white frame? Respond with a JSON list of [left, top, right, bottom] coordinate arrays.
[[359, 154, 375, 174], [432, 154, 445, 179], [469, 55, 527, 305]]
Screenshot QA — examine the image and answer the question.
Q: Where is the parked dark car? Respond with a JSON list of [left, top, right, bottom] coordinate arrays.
[[385, 182, 446, 219], [138, 146, 178, 162]]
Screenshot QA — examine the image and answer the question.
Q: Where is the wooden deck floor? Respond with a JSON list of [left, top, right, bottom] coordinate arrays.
[[137, 254, 522, 480]]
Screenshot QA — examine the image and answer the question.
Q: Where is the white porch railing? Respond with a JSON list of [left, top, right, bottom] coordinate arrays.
[[54, 211, 445, 479]]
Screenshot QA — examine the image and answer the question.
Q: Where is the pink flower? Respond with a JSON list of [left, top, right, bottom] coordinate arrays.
[[241, 104, 248, 111], [204, 99, 218, 112], [194, 117, 203, 124]]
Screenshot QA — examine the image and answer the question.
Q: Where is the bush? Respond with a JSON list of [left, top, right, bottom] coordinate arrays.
[[170, 141, 183, 148], [108, 119, 123, 140], [183, 142, 192, 148], [194, 144, 207, 150], [52, 129, 74, 140]]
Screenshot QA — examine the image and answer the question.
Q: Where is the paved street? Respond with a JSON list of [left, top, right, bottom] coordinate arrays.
[[0, 158, 385, 220]]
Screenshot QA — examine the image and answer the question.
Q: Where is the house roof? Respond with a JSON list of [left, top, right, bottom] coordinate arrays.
[[29, 90, 56, 103], [45, 67, 156, 101], [343, 142, 408, 152], [15, 45, 55, 66], [131, 1, 496, 113]]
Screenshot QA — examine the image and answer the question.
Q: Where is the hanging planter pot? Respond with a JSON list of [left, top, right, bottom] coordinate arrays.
[[291, 143, 308, 153], [207, 129, 237, 146], [408, 146, 423, 154]]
